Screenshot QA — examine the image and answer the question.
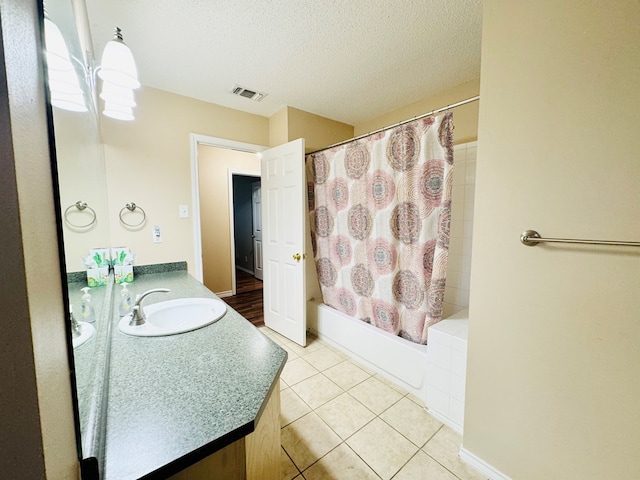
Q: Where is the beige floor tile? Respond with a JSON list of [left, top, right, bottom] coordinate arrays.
[[281, 447, 300, 480], [280, 378, 288, 390], [303, 443, 380, 480], [393, 451, 458, 480], [280, 388, 312, 427], [285, 335, 325, 356], [279, 343, 300, 362], [281, 412, 342, 471], [348, 376, 403, 415], [323, 360, 372, 390], [344, 357, 377, 376], [304, 334, 326, 349], [374, 373, 408, 395], [300, 346, 345, 371], [280, 357, 319, 386], [315, 392, 376, 440], [346, 418, 418, 480], [406, 392, 425, 406], [379, 397, 442, 447], [423, 426, 487, 480], [260, 326, 289, 344], [290, 373, 343, 410]]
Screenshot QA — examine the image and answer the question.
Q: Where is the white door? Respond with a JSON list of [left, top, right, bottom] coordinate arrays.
[[252, 181, 263, 280], [261, 138, 306, 346]]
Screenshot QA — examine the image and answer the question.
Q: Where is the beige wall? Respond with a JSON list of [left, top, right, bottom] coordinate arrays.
[[0, 0, 78, 477], [465, 1, 640, 479], [286, 106, 354, 152], [198, 146, 260, 294], [269, 106, 354, 152], [353, 80, 480, 144], [269, 107, 288, 147], [101, 87, 269, 275], [55, 108, 111, 272]]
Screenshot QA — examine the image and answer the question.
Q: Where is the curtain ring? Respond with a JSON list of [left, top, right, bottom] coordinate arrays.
[[64, 201, 97, 229], [119, 202, 146, 227]]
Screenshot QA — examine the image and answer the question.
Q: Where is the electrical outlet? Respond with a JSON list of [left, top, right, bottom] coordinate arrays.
[[153, 225, 162, 243]]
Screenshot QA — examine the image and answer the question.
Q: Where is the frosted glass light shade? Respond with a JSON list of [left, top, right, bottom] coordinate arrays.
[[98, 31, 140, 89], [103, 102, 134, 121], [48, 67, 84, 94], [100, 82, 136, 107], [44, 17, 72, 71], [51, 91, 88, 112], [43, 16, 88, 112]]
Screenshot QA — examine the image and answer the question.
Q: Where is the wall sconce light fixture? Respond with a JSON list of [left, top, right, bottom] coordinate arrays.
[[43, 14, 140, 121]]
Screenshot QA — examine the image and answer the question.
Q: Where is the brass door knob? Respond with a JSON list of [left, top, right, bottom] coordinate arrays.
[[292, 253, 301, 261]]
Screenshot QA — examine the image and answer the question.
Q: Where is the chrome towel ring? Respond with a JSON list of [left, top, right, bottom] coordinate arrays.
[[64, 201, 96, 229], [119, 202, 146, 227]]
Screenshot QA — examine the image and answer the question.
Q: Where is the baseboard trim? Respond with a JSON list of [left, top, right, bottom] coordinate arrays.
[[236, 266, 254, 275], [459, 446, 512, 480], [216, 290, 233, 298]]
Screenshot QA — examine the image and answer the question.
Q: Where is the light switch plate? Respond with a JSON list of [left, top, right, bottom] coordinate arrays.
[[179, 205, 189, 218]]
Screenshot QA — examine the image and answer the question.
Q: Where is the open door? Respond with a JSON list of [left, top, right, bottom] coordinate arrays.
[[251, 181, 263, 280], [261, 138, 306, 346]]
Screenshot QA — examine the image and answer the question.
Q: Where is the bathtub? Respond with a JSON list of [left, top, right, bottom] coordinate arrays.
[[307, 300, 430, 403]]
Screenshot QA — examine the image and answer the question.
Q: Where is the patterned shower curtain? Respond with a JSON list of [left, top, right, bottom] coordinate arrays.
[[306, 112, 453, 344]]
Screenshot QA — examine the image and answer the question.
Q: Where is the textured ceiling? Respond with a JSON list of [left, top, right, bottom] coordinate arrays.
[[85, 0, 482, 125]]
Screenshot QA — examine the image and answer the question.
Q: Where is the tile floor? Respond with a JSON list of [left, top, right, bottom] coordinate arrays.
[[258, 326, 487, 480]]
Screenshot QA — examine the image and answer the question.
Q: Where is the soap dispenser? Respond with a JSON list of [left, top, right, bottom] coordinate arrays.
[[119, 283, 132, 317], [69, 305, 81, 339], [80, 287, 96, 323]]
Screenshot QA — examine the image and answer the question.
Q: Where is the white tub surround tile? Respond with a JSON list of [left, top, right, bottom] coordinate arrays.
[[426, 310, 469, 433]]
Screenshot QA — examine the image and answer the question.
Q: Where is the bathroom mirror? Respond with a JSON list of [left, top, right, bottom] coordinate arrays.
[[45, 0, 112, 465]]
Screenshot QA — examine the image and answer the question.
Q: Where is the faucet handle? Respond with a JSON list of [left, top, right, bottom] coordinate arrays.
[[129, 288, 170, 327]]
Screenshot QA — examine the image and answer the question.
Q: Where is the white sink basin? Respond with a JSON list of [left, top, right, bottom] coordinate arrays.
[[73, 321, 95, 348], [118, 297, 227, 337]]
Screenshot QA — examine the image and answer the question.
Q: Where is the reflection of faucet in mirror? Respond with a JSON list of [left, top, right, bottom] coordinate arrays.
[[130, 288, 171, 326], [70, 305, 82, 339]]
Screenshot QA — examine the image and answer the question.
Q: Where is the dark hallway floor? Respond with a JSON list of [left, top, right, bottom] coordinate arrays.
[[223, 269, 264, 327]]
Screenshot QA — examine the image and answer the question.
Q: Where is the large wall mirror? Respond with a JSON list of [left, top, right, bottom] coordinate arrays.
[[45, 0, 112, 469]]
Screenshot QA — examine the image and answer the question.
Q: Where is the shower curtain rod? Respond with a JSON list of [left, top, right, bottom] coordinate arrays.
[[308, 95, 480, 155]]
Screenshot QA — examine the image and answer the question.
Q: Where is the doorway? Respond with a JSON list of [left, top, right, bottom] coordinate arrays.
[[229, 172, 263, 283], [190, 134, 267, 295]]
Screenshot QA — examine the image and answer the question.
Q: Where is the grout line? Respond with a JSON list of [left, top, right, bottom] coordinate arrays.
[[423, 450, 465, 480], [388, 449, 422, 480], [423, 424, 444, 446], [282, 333, 459, 479], [282, 445, 302, 480]]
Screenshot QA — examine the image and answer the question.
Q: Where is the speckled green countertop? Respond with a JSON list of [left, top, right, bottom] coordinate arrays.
[[103, 270, 286, 479]]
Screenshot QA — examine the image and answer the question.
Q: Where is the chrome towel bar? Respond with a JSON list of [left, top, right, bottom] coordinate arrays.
[[520, 230, 640, 248]]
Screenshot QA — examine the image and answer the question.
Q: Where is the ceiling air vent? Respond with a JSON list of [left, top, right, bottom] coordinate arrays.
[[230, 85, 267, 102]]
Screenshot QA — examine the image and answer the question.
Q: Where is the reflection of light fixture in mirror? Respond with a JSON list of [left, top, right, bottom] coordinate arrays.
[[97, 27, 139, 121], [43, 10, 88, 112], [99, 82, 136, 107], [103, 102, 134, 122]]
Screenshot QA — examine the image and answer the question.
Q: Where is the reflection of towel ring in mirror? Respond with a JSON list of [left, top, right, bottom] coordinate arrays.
[[64, 201, 97, 229], [119, 202, 146, 228]]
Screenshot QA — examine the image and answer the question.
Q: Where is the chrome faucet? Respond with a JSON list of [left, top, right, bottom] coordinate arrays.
[[129, 288, 170, 326]]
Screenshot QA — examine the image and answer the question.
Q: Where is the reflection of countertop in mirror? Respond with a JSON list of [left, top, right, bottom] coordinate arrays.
[[103, 270, 286, 479], [67, 278, 111, 447]]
